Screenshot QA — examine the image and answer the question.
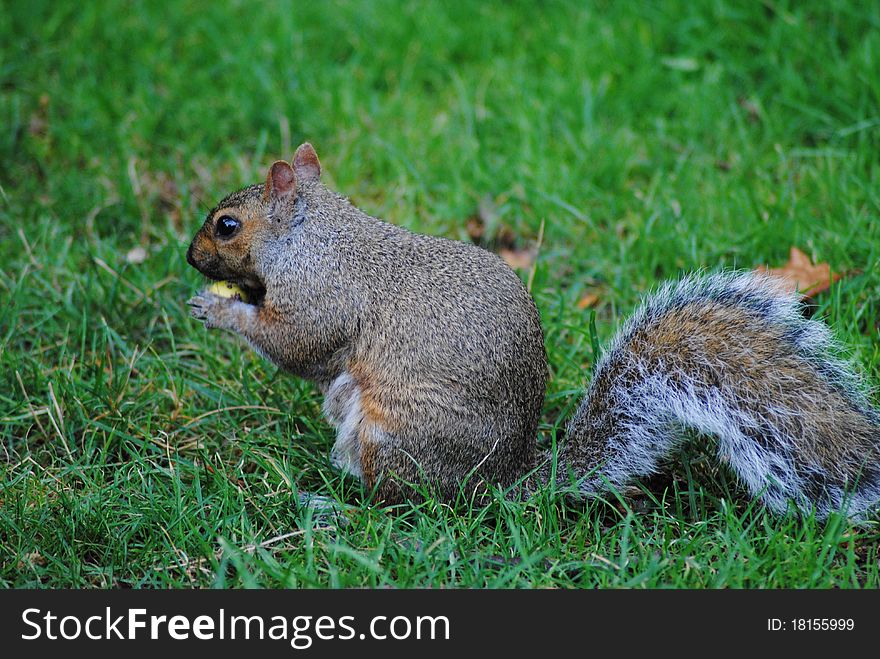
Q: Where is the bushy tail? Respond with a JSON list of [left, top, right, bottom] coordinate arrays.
[[557, 271, 880, 519]]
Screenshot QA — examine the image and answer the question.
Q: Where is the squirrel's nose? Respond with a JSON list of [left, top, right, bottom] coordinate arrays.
[[186, 242, 197, 268]]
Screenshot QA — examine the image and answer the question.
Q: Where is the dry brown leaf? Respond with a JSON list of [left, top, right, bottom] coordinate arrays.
[[16, 551, 47, 570], [499, 247, 536, 271], [576, 292, 600, 309], [755, 246, 841, 298], [464, 197, 539, 271], [465, 216, 484, 242]]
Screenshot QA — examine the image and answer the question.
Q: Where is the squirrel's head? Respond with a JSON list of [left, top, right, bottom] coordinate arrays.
[[186, 142, 322, 302]]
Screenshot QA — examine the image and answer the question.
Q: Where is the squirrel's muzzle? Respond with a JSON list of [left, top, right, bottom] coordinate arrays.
[[186, 235, 222, 279], [185, 241, 198, 269]]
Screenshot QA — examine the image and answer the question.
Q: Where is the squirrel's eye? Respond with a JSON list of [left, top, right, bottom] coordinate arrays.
[[215, 215, 240, 238]]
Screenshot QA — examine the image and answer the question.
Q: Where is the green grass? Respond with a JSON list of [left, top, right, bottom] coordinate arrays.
[[2, 0, 879, 588]]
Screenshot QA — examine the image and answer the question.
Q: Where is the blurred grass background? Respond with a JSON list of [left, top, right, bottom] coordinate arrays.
[[1, 0, 879, 587]]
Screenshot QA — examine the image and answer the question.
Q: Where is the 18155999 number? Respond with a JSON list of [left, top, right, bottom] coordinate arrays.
[[768, 618, 854, 631]]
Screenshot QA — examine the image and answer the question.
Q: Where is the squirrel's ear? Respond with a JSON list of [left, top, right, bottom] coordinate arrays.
[[264, 160, 296, 200], [293, 143, 321, 183]]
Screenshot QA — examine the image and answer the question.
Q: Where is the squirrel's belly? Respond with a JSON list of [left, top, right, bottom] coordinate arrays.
[[323, 371, 365, 479]]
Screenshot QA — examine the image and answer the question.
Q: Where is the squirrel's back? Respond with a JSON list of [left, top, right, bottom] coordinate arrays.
[[560, 272, 880, 519], [295, 181, 548, 499], [294, 181, 547, 417]]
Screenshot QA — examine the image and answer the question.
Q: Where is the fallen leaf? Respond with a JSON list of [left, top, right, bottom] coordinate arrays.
[[499, 247, 536, 270], [576, 292, 600, 309], [756, 246, 841, 298], [16, 551, 47, 570], [465, 216, 484, 242], [465, 196, 538, 271]]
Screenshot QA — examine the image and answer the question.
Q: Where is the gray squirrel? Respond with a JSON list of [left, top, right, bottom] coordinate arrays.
[[187, 143, 880, 520]]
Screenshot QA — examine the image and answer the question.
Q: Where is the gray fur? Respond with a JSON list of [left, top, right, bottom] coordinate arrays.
[[323, 371, 365, 478], [562, 271, 880, 520]]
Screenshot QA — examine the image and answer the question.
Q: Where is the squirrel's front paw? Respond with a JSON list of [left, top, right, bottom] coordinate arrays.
[[187, 292, 241, 330]]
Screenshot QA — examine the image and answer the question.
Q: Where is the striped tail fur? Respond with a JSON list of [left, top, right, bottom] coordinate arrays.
[[559, 271, 880, 519]]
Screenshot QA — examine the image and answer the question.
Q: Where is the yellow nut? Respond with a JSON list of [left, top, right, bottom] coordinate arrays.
[[207, 280, 249, 303]]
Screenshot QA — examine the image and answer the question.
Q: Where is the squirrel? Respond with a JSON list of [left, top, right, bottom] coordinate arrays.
[[187, 142, 880, 520]]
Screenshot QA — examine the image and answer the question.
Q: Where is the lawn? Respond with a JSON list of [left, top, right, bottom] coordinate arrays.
[[1, 0, 879, 588]]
